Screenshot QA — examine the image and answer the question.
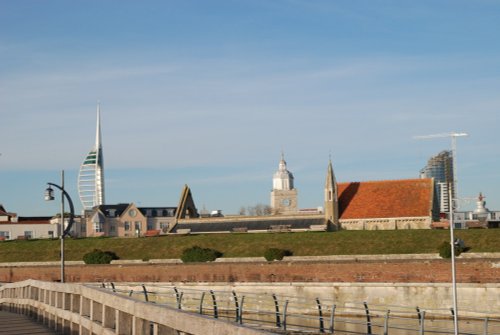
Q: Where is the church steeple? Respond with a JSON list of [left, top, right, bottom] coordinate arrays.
[[324, 158, 339, 227]]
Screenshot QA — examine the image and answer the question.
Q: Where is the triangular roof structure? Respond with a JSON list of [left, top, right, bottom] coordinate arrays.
[[176, 185, 199, 220]]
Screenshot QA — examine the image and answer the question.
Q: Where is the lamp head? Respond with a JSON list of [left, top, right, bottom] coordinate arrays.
[[44, 185, 55, 201]]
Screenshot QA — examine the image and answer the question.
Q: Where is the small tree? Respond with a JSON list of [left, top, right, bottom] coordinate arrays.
[[438, 241, 463, 259], [181, 246, 222, 263], [83, 249, 119, 264], [264, 248, 293, 261]]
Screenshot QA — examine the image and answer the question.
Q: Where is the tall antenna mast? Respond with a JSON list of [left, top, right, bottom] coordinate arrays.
[[414, 131, 468, 335]]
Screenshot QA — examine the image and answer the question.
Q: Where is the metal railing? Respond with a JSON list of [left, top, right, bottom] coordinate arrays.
[[97, 282, 500, 335]]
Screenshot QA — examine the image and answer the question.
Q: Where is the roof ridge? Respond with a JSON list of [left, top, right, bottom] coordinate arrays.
[[339, 178, 431, 184]]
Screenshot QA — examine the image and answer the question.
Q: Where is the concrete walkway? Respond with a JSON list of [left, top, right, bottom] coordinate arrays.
[[0, 310, 56, 334]]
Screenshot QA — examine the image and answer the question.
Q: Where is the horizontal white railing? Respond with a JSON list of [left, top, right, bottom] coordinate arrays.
[[0, 280, 272, 335]]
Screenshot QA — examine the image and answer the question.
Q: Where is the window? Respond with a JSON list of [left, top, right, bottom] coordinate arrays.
[[134, 222, 141, 231], [491, 212, 497, 220], [48, 231, 54, 238], [124, 221, 130, 231], [147, 221, 154, 230], [24, 231, 33, 239], [0, 231, 10, 240], [81, 223, 86, 233], [93, 221, 103, 233], [110, 225, 116, 232]]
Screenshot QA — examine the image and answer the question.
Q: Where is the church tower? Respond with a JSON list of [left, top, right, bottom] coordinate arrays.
[[270, 153, 298, 215], [324, 159, 339, 227]]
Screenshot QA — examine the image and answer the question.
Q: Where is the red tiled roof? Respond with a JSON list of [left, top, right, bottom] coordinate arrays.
[[338, 178, 433, 219]]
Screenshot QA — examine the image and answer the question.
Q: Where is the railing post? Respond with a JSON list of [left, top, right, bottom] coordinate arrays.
[[329, 304, 336, 334], [419, 311, 425, 335], [173, 287, 182, 309], [416, 306, 421, 325], [272, 294, 281, 328], [364, 302, 372, 335], [483, 317, 489, 335], [384, 310, 390, 335], [141, 284, 149, 302], [232, 291, 239, 323], [316, 298, 325, 333], [210, 290, 218, 319], [110, 282, 116, 293], [282, 300, 289, 331], [199, 292, 206, 315], [239, 296, 245, 325]]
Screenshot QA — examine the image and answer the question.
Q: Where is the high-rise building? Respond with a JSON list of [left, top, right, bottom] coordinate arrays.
[[420, 150, 453, 213], [78, 104, 105, 210]]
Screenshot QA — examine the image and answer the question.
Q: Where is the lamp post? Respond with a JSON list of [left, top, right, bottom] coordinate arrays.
[[45, 170, 75, 283]]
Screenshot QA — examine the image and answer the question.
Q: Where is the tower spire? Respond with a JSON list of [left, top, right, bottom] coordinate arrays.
[[96, 101, 102, 149], [324, 157, 339, 228], [78, 102, 106, 210]]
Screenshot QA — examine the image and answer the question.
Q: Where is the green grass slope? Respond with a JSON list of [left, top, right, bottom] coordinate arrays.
[[0, 229, 499, 263]]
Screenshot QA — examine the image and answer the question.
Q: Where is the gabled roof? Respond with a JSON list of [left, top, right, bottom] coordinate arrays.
[[338, 178, 434, 219], [94, 204, 130, 217]]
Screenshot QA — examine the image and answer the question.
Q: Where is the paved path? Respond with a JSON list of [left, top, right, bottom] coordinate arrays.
[[0, 310, 56, 334]]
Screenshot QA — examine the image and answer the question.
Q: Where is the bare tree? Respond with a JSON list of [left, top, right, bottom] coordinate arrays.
[[238, 206, 247, 216], [244, 204, 272, 216]]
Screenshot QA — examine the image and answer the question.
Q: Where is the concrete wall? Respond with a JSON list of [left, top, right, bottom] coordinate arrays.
[[134, 282, 500, 315]]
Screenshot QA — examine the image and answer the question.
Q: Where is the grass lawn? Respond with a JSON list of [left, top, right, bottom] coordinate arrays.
[[0, 229, 499, 263]]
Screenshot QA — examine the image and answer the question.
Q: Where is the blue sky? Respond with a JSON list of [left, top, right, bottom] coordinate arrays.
[[1, 1, 499, 216]]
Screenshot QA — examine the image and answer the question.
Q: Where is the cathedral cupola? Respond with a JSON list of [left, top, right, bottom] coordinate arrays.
[[273, 153, 295, 190], [270, 152, 298, 215]]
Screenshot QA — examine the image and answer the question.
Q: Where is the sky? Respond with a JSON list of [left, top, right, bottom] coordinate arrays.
[[1, 0, 499, 217]]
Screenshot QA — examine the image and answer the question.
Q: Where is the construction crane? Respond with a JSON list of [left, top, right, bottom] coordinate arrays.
[[413, 131, 468, 335]]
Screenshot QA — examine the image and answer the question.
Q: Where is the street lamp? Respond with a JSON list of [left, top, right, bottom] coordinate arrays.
[[44, 170, 75, 283]]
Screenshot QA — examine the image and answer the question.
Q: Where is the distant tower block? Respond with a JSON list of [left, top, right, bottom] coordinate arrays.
[[270, 153, 298, 215], [78, 103, 105, 209]]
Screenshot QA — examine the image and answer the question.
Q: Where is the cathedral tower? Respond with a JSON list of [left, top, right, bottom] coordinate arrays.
[[270, 153, 298, 215], [78, 103, 105, 210], [324, 159, 339, 226]]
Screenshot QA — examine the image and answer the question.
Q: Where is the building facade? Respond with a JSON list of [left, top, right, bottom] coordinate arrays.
[[452, 193, 500, 229], [83, 203, 178, 238], [0, 205, 62, 240]]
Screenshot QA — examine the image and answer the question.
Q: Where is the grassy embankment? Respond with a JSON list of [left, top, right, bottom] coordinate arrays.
[[0, 229, 499, 263]]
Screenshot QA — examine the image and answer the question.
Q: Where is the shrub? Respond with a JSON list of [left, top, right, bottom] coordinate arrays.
[[438, 241, 463, 259], [264, 248, 293, 261], [83, 249, 119, 264], [181, 246, 222, 263]]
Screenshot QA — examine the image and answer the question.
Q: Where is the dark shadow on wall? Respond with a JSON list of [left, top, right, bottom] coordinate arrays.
[[338, 182, 360, 217]]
